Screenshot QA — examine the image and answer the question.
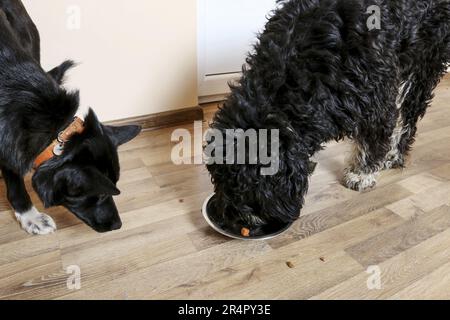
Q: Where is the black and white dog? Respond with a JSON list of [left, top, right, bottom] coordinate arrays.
[[0, 0, 141, 234], [207, 0, 450, 233]]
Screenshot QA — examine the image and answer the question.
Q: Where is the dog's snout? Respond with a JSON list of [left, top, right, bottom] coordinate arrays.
[[111, 220, 122, 231], [96, 220, 122, 233]]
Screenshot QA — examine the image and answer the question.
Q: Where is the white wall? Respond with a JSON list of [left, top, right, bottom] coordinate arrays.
[[198, 0, 276, 98], [23, 0, 198, 122]]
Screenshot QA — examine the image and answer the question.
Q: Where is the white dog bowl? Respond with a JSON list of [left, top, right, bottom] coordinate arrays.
[[202, 193, 293, 241]]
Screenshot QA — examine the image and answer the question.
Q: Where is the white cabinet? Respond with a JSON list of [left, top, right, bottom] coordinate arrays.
[[198, 0, 277, 99]]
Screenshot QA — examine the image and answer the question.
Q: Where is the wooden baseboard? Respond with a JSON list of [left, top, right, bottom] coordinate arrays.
[[199, 94, 228, 104], [107, 106, 204, 131]]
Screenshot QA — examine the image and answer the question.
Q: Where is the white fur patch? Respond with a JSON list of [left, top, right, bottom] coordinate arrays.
[[343, 168, 378, 192], [384, 117, 408, 169], [15, 207, 57, 235], [384, 81, 411, 169]]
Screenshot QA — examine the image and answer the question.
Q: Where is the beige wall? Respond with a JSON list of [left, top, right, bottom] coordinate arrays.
[[23, 0, 198, 122]]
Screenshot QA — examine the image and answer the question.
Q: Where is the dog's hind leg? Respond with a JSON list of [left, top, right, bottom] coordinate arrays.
[[1, 168, 56, 235], [391, 7, 450, 166], [394, 67, 448, 165]]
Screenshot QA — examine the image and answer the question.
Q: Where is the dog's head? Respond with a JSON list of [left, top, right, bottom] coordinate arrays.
[[206, 119, 312, 235], [32, 109, 141, 233]]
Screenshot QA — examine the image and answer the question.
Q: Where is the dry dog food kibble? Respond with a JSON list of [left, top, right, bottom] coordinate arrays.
[[286, 261, 295, 269], [241, 228, 251, 237]]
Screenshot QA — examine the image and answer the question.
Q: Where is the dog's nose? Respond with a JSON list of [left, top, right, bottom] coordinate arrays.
[[111, 220, 122, 231]]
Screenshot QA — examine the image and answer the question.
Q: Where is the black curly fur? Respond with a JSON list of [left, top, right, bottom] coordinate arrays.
[[207, 0, 450, 231]]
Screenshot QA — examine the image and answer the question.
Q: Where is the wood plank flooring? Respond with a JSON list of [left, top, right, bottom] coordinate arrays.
[[1, 75, 450, 300]]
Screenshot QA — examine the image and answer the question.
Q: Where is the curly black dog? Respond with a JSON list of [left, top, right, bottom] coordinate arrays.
[[0, 0, 141, 234], [207, 0, 450, 235]]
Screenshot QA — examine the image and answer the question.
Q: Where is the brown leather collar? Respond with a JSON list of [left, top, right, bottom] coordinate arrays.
[[33, 117, 85, 169]]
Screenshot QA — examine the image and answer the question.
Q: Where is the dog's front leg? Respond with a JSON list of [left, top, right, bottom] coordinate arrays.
[[2, 168, 56, 235], [343, 106, 398, 192], [343, 138, 391, 192]]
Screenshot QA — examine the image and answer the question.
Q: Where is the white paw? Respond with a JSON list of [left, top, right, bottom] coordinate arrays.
[[384, 151, 404, 170], [15, 207, 57, 235], [343, 169, 378, 192]]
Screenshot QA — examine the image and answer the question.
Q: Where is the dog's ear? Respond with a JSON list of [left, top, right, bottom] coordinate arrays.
[[84, 109, 141, 146], [58, 167, 120, 198], [33, 166, 120, 208], [83, 108, 104, 134], [32, 169, 61, 208], [48, 60, 76, 85], [35, 184, 57, 208], [84, 167, 121, 196], [105, 125, 142, 147]]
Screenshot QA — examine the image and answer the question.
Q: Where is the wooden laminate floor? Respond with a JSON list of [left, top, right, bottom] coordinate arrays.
[[1, 76, 450, 300]]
